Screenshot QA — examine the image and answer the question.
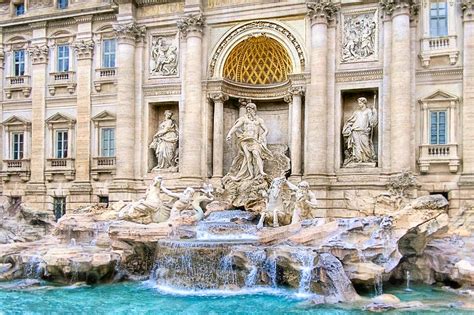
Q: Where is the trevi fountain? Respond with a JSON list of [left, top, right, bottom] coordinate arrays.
[[0, 101, 473, 313], [0, 0, 474, 313]]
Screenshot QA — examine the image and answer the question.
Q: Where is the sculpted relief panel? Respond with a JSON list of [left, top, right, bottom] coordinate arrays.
[[150, 34, 179, 77], [341, 10, 378, 63]]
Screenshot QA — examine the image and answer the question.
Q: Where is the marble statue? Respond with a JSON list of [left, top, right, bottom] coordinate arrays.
[[225, 102, 273, 181], [287, 180, 318, 224], [151, 36, 179, 76], [149, 110, 179, 171], [342, 13, 377, 63], [257, 178, 317, 229], [342, 96, 378, 167], [118, 176, 170, 224]]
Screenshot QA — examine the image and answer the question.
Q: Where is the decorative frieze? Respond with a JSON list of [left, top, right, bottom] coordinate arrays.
[[143, 84, 181, 96], [73, 40, 94, 60], [113, 22, 147, 42], [177, 13, 205, 37], [28, 45, 49, 64], [335, 69, 383, 83], [306, 0, 339, 24], [150, 34, 179, 77], [341, 10, 378, 63]]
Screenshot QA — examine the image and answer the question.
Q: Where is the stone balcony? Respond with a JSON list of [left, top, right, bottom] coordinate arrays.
[[418, 144, 460, 174], [5, 75, 31, 99], [419, 36, 459, 67], [0, 159, 30, 182], [93, 68, 117, 92], [91, 157, 116, 180], [45, 158, 75, 181], [48, 71, 76, 96]]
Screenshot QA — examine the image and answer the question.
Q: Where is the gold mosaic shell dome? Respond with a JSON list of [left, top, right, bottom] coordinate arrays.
[[223, 36, 293, 85]]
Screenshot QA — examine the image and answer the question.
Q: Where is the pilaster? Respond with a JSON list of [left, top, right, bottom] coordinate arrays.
[[288, 86, 305, 178], [210, 92, 228, 179], [177, 12, 205, 180]]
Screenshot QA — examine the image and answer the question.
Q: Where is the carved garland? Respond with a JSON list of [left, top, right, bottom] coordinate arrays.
[[209, 21, 306, 78]]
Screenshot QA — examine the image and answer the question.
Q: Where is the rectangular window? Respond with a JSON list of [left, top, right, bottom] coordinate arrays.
[[98, 196, 109, 207], [58, 0, 68, 9], [57, 45, 69, 72], [430, 110, 447, 145], [430, 0, 448, 37], [102, 39, 116, 68], [15, 4, 25, 16], [14, 50, 26, 76], [11, 133, 24, 160], [53, 197, 66, 221], [55, 130, 68, 158], [101, 128, 115, 157]]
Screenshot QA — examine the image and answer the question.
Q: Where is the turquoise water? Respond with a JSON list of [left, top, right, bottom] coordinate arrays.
[[0, 281, 473, 314]]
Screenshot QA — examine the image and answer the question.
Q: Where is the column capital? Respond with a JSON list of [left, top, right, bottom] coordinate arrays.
[[177, 12, 205, 37], [113, 22, 146, 43], [73, 40, 94, 60], [462, 0, 474, 21], [289, 86, 306, 96], [209, 92, 229, 103], [28, 45, 49, 65], [379, 0, 419, 19], [306, 0, 339, 25]]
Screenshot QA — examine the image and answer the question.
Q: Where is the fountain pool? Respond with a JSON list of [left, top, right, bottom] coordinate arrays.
[[0, 281, 473, 314]]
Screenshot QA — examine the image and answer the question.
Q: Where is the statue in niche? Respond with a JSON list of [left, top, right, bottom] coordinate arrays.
[[149, 110, 179, 171], [342, 96, 378, 167], [151, 36, 179, 76], [225, 102, 273, 181], [341, 13, 377, 63]]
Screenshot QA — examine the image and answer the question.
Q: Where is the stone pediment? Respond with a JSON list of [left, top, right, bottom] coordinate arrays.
[[45, 112, 76, 127], [92, 110, 116, 122], [420, 90, 459, 103], [2, 115, 31, 127]]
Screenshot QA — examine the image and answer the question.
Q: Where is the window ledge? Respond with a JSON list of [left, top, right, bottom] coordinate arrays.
[[45, 158, 75, 181], [0, 159, 30, 182], [48, 71, 76, 96], [418, 144, 460, 173], [4, 75, 31, 99], [94, 68, 117, 92], [91, 156, 116, 180], [419, 36, 459, 68]]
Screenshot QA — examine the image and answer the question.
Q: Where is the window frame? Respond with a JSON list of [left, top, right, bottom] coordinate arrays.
[[13, 50, 26, 77], [15, 3, 25, 16], [55, 129, 69, 159], [11, 132, 25, 160], [57, 44, 70, 72], [53, 197, 66, 221], [102, 38, 116, 69], [100, 127, 115, 157], [57, 0, 68, 9], [429, 110, 448, 145], [429, 0, 448, 37]]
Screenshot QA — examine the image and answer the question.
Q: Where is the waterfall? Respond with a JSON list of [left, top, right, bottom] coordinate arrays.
[[264, 254, 278, 288], [374, 273, 383, 296], [69, 238, 76, 247], [405, 270, 412, 292], [220, 254, 237, 287], [294, 250, 316, 294], [90, 222, 112, 246], [24, 255, 44, 279], [243, 249, 265, 287]]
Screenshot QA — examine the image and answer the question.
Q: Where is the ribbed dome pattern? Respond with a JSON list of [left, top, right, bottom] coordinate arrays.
[[223, 36, 292, 85]]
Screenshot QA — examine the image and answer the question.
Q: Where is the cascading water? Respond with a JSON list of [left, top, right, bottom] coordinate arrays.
[[405, 270, 412, 292], [243, 249, 266, 287], [196, 210, 258, 241], [264, 254, 278, 288], [23, 255, 45, 279], [90, 222, 112, 246], [294, 250, 316, 294], [374, 273, 383, 296]]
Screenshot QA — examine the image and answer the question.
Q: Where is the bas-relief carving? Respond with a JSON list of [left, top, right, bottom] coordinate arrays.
[[342, 96, 378, 167], [341, 11, 377, 63], [149, 110, 179, 172], [150, 35, 179, 77]]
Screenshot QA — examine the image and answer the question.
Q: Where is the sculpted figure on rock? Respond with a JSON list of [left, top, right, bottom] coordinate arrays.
[[149, 110, 179, 171], [342, 96, 378, 167]]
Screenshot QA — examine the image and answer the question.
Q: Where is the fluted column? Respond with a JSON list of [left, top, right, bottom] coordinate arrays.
[[461, 0, 474, 179], [210, 92, 228, 179], [288, 86, 305, 177], [381, 0, 415, 173], [73, 39, 94, 183], [305, 1, 338, 178], [113, 22, 145, 181], [177, 13, 205, 179]]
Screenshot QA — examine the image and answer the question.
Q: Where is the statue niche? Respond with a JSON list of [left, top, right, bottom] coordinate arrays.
[[149, 109, 179, 172], [342, 94, 378, 168]]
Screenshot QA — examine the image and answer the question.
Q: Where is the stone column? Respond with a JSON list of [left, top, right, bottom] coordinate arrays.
[[73, 39, 94, 183], [288, 86, 304, 177], [24, 23, 49, 209], [210, 92, 228, 179], [461, 1, 474, 180], [381, 0, 414, 173], [177, 13, 205, 180], [305, 1, 338, 179], [112, 22, 145, 182]]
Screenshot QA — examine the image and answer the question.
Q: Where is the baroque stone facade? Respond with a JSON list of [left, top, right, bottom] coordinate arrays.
[[0, 0, 472, 218]]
